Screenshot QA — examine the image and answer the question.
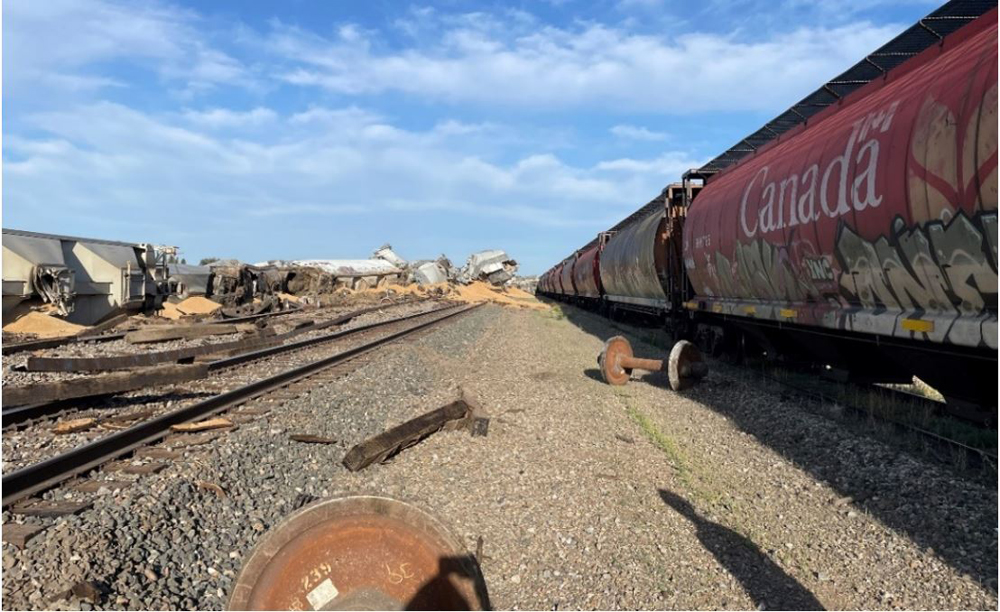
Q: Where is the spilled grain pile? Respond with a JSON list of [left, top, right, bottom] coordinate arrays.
[[2, 312, 87, 338]]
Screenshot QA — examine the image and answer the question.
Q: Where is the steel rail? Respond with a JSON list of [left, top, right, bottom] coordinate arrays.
[[206, 302, 450, 371], [1, 300, 445, 428], [2, 303, 482, 507], [755, 371, 998, 469]]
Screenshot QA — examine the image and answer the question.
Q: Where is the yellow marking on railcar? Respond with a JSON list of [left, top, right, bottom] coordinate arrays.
[[684, 301, 699, 310], [901, 318, 934, 333], [711, 304, 724, 313], [780, 308, 797, 318], [743, 305, 756, 315]]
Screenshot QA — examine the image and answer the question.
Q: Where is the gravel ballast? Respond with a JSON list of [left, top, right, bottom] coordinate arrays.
[[1, 304, 995, 610]]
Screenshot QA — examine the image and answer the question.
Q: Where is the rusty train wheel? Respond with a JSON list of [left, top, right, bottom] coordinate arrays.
[[598, 335, 633, 386], [667, 340, 706, 391], [229, 495, 488, 611]]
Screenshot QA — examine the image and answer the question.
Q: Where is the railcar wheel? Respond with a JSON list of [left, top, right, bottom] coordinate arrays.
[[598, 335, 634, 386], [229, 495, 488, 611], [667, 340, 708, 391]]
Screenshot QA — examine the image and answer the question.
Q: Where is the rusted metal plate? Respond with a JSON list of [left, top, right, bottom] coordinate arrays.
[[229, 495, 488, 611], [598, 336, 634, 386]]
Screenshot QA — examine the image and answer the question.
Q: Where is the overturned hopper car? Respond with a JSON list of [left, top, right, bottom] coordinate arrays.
[[2, 228, 169, 326]]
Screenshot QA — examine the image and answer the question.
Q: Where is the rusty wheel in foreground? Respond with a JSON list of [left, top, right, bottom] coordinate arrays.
[[667, 340, 708, 391], [229, 495, 488, 611], [598, 335, 633, 386]]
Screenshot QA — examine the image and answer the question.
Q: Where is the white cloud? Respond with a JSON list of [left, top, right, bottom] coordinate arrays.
[[182, 107, 278, 128], [3, 0, 252, 96], [267, 14, 901, 112], [5, 103, 697, 238], [610, 124, 668, 141]]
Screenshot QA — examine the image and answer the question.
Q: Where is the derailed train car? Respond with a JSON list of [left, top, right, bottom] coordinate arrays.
[[539, 3, 997, 412]]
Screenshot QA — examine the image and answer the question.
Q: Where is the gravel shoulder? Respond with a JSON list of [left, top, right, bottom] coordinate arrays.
[[1, 304, 995, 610]]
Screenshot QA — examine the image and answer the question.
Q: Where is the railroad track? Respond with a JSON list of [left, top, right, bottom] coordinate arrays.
[[1, 299, 430, 429], [0, 302, 309, 356], [555, 300, 998, 473], [754, 369, 998, 472], [2, 302, 482, 508]]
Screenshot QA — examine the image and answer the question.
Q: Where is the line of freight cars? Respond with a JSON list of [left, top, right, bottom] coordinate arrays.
[[538, 5, 997, 415]]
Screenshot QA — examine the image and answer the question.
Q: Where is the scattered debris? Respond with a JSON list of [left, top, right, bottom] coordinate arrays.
[[413, 261, 449, 285], [76, 312, 130, 338], [457, 250, 518, 286], [166, 262, 212, 299], [342, 398, 479, 472], [372, 243, 408, 268], [195, 480, 227, 498], [52, 418, 97, 435], [289, 434, 338, 444], [169, 417, 233, 433], [2, 523, 47, 549]]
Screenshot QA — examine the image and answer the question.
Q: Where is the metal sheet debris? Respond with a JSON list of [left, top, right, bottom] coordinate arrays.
[[457, 250, 518, 286]]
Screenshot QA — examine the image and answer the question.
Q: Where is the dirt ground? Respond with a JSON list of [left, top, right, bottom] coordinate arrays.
[[2, 302, 995, 610]]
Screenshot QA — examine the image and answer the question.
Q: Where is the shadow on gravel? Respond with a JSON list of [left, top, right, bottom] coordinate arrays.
[[659, 488, 825, 610], [404, 554, 492, 611], [549, 299, 998, 590]]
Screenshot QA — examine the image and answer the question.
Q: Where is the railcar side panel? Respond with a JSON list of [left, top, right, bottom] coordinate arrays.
[[573, 245, 603, 299], [600, 210, 669, 308], [684, 13, 998, 350]]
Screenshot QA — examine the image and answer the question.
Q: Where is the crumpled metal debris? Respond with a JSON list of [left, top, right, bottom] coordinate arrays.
[[372, 244, 408, 268], [32, 264, 76, 316], [412, 261, 448, 285], [457, 250, 519, 286], [508, 275, 539, 294], [167, 263, 211, 299]]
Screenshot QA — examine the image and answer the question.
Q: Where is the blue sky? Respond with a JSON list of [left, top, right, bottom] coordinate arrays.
[[3, 0, 936, 273]]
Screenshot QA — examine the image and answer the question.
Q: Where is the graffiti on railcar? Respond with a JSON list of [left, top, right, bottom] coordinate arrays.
[[711, 239, 821, 303], [835, 211, 998, 343]]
